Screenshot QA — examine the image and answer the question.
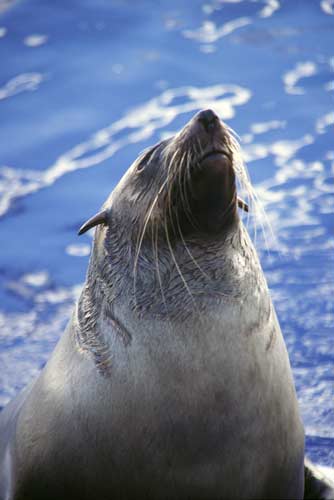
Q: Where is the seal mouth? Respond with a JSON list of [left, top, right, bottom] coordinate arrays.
[[197, 150, 231, 179], [199, 150, 230, 163], [192, 149, 232, 191]]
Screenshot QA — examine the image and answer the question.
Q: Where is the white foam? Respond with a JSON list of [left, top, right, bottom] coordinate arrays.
[[283, 61, 317, 95], [0, 282, 81, 407], [243, 134, 314, 165], [316, 111, 334, 134], [22, 271, 49, 287], [201, 0, 280, 19], [183, 17, 251, 44], [23, 34, 48, 47], [270, 135, 314, 166], [258, 0, 280, 18], [0, 72, 44, 100], [66, 244, 91, 257], [250, 120, 286, 134], [316, 465, 334, 483], [320, 0, 334, 15]]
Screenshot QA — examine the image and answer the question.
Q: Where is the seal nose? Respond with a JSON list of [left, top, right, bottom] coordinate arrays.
[[196, 109, 219, 132]]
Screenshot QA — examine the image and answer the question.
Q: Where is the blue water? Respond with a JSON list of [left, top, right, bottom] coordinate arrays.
[[0, 0, 333, 467]]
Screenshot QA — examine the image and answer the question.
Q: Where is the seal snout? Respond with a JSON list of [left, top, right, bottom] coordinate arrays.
[[196, 109, 220, 133], [188, 108, 225, 148], [161, 109, 239, 236], [187, 109, 232, 184]]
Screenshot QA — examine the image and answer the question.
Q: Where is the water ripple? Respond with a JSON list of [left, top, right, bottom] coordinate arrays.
[[66, 244, 91, 257], [320, 0, 334, 15], [283, 61, 318, 95], [183, 0, 281, 51], [316, 111, 334, 134], [0, 83, 251, 218], [0, 282, 81, 408], [183, 17, 252, 44], [0, 72, 45, 100], [23, 34, 48, 47], [258, 0, 280, 18]]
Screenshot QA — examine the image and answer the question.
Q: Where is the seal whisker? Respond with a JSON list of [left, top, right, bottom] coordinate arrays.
[[174, 206, 211, 281], [163, 207, 197, 310], [226, 124, 242, 145], [166, 163, 183, 240], [164, 146, 179, 218], [182, 148, 199, 232], [152, 217, 171, 321], [164, 148, 189, 238], [161, 153, 199, 301], [176, 151, 188, 219], [181, 150, 198, 230], [164, 150, 194, 249], [181, 150, 197, 230], [133, 177, 170, 312], [225, 127, 278, 255], [170, 142, 210, 280]]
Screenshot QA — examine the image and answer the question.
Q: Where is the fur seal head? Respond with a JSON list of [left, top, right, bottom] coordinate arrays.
[[79, 109, 248, 239]]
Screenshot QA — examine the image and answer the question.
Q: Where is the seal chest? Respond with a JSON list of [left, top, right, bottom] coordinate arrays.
[[0, 109, 305, 500]]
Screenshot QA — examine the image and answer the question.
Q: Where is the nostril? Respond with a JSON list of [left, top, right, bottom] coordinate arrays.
[[197, 109, 219, 132]]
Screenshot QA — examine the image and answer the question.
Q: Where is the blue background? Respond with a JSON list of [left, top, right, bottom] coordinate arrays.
[[0, 0, 333, 466]]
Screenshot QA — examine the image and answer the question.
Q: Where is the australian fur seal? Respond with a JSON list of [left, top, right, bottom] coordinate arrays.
[[0, 109, 308, 499]]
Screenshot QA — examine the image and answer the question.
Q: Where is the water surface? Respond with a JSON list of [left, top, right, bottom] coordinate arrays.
[[0, 0, 333, 467]]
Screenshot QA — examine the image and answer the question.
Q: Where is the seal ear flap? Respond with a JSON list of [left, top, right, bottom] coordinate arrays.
[[237, 197, 249, 213], [78, 209, 109, 235]]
